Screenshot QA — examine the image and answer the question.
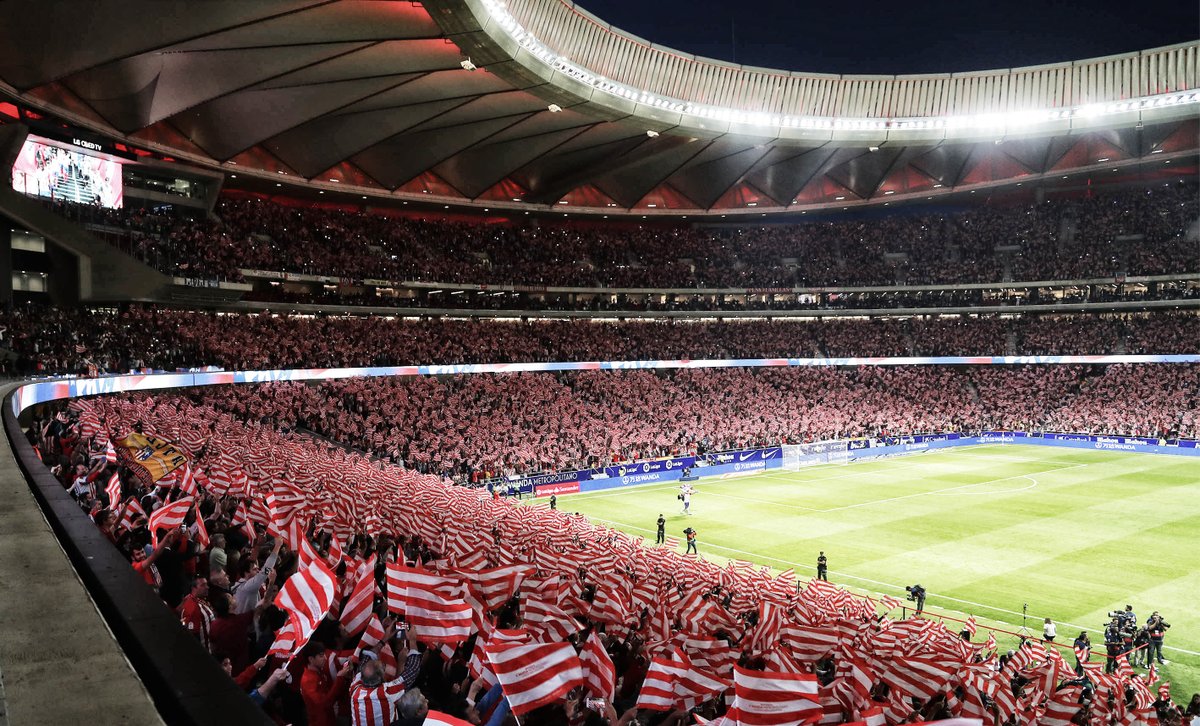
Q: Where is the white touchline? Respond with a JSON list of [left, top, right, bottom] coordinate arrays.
[[929, 474, 1039, 496], [585, 514, 1200, 658]]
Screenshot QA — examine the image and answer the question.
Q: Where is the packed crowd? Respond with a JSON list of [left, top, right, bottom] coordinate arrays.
[[182, 363, 1200, 479], [31, 389, 1198, 726], [1, 306, 1196, 376], [44, 184, 1199, 289]]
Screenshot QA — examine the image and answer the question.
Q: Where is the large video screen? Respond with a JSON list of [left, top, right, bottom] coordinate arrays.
[[11, 135, 124, 208]]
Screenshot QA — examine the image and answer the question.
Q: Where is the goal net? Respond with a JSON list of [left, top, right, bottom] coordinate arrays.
[[782, 442, 851, 471]]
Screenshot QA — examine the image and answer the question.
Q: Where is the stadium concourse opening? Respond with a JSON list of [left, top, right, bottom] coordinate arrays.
[[0, 0, 1198, 723]]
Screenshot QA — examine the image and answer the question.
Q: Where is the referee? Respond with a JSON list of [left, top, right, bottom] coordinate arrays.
[[655, 514, 666, 544], [817, 551, 828, 581]]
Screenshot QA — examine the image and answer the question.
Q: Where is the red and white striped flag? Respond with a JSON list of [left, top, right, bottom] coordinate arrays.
[[147, 496, 193, 545], [273, 548, 337, 656], [422, 711, 473, 725], [1115, 653, 1134, 681], [881, 655, 958, 702], [637, 648, 730, 712], [193, 511, 210, 549], [1037, 685, 1084, 726], [268, 620, 298, 658], [963, 617, 977, 637], [178, 465, 198, 497], [580, 631, 616, 701], [879, 595, 902, 611], [726, 664, 820, 725], [842, 705, 886, 726], [356, 614, 387, 657], [340, 556, 378, 637], [982, 631, 997, 653], [118, 497, 146, 531], [386, 563, 473, 644], [105, 439, 118, 463], [485, 641, 583, 716], [465, 564, 532, 613], [105, 472, 122, 510]]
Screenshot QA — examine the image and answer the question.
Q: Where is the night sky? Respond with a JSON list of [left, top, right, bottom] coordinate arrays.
[[577, 0, 1199, 75]]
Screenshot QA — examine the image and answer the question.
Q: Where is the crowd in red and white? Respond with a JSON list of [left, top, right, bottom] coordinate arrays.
[[183, 363, 1199, 480], [1, 306, 1195, 376], [42, 184, 1198, 290], [31, 386, 1197, 726]]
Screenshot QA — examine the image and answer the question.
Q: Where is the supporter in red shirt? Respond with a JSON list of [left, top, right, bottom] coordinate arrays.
[[177, 574, 215, 652], [300, 641, 352, 726]]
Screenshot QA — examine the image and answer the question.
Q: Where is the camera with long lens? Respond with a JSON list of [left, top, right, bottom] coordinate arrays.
[[905, 584, 926, 602]]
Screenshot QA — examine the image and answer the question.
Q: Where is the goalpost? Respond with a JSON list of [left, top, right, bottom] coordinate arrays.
[[782, 442, 851, 471]]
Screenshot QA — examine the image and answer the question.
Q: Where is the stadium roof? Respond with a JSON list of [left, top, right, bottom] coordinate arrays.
[[0, 0, 1196, 216]]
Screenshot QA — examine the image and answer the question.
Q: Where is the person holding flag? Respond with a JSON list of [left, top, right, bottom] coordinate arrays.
[[1073, 631, 1092, 675]]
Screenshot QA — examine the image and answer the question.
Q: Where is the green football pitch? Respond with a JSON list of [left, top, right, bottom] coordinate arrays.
[[552, 444, 1200, 700]]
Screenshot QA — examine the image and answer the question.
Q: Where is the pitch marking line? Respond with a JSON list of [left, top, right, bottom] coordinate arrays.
[[932, 474, 1039, 496], [562, 463, 917, 503], [815, 463, 1086, 512], [585, 514, 1200, 658]]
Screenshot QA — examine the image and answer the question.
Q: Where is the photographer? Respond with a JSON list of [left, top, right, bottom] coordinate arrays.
[[1146, 611, 1170, 665], [684, 526, 698, 554], [1103, 617, 1122, 673], [905, 584, 926, 615]]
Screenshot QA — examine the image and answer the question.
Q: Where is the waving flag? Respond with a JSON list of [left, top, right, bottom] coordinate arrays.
[[422, 712, 472, 726], [881, 655, 958, 702], [118, 497, 146, 531], [386, 563, 473, 644], [116, 432, 188, 485], [178, 465, 198, 497], [105, 471, 122, 510], [273, 548, 337, 656], [727, 664, 820, 725], [356, 614, 387, 657], [580, 631, 616, 701], [192, 510, 211, 549], [485, 641, 583, 716], [637, 648, 730, 712], [465, 564, 532, 613], [147, 496, 193, 544], [340, 556, 378, 636]]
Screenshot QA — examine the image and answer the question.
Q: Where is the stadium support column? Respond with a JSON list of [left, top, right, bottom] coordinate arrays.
[[0, 227, 11, 308]]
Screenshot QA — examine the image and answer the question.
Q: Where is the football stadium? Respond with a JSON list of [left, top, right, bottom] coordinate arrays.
[[0, 1, 1197, 725]]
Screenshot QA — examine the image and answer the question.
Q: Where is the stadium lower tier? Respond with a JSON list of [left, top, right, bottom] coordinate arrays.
[[2, 306, 1197, 376], [26, 364, 1197, 726]]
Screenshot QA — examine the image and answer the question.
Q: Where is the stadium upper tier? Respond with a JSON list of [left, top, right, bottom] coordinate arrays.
[[0, 1, 1195, 214], [49, 184, 1200, 292], [3, 307, 1195, 377]]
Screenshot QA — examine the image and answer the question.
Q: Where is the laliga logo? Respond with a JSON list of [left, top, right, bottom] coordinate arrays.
[[618, 465, 629, 476], [643, 463, 651, 473]]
